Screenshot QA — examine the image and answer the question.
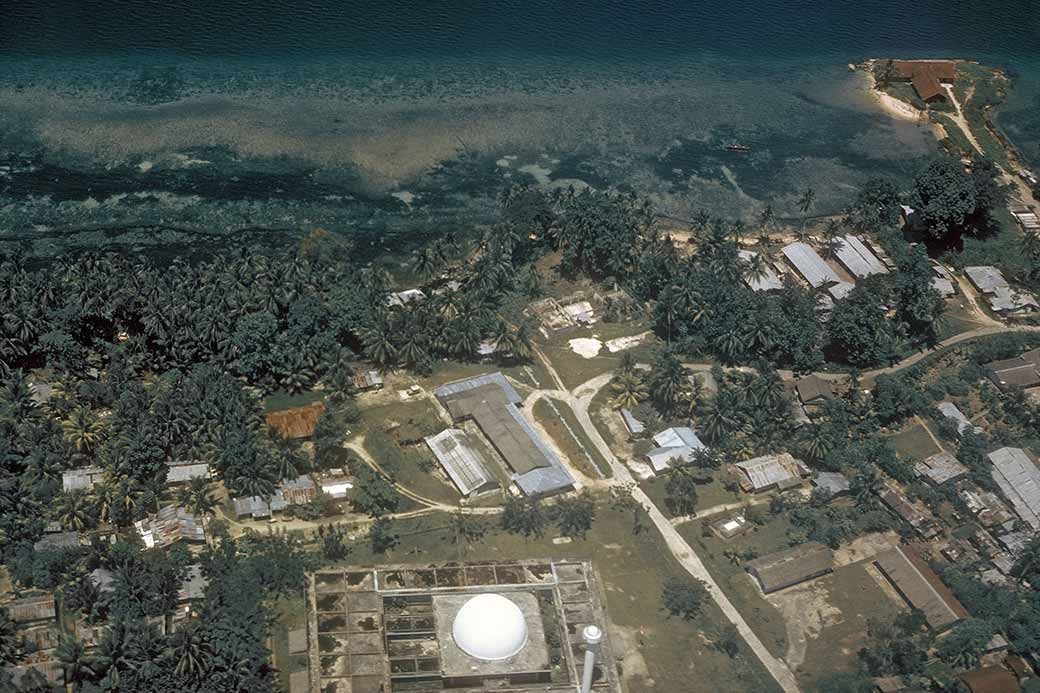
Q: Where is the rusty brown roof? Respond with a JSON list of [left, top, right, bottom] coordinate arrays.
[[265, 402, 326, 439], [960, 666, 1021, 693], [891, 60, 957, 101]]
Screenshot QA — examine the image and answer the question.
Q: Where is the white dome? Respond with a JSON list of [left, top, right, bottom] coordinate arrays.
[[452, 593, 529, 661]]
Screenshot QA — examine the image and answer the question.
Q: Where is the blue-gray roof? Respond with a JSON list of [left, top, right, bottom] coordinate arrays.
[[620, 408, 645, 434], [434, 372, 522, 405]]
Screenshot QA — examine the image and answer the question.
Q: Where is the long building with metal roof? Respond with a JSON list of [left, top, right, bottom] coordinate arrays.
[[781, 242, 840, 288], [425, 428, 497, 496], [874, 545, 969, 632], [738, 250, 784, 292], [833, 234, 889, 278], [435, 373, 573, 497], [988, 447, 1040, 530]]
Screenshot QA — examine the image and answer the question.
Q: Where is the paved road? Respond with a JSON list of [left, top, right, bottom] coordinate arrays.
[[533, 352, 803, 692]]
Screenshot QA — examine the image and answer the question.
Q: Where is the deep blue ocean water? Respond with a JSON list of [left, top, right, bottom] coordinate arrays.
[[1, 1, 1038, 254]]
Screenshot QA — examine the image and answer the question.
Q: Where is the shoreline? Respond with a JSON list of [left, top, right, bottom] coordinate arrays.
[[860, 59, 926, 123]]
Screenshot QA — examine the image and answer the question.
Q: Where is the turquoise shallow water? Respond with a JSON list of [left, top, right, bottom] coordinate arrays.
[[1, 1, 1038, 255]]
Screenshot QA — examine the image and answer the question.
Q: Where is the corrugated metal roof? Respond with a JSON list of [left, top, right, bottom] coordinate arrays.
[[781, 242, 840, 288], [166, 461, 210, 483], [988, 447, 1040, 530], [436, 372, 571, 496], [914, 452, 968, 485], [989, 287, 1039, 313], [828, 281, 855, 300], [965, 266, 1009, 294], [652, 427, 704, 450], [33, 531, 81, 552], [435, 372, 521, 406], [646, 428, 707, 473], [813, 472, 850, 496], [937, 402, 980, 436], [62, 466, 105, 492], [620, 409, 645, 434], [735, 453, 800, 491], [425, 428, 495, 496], [738, 250, 784, 292], [875, 546, 968, 631], [834, 235, 888, 278]]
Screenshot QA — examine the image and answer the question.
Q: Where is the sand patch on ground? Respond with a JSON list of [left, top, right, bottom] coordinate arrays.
[[609, 624, 652, 684], [605, 331, 652, 353], [569, 338, 603, 358], [766, 577, 844, 669], [832, 531, 900, 567]]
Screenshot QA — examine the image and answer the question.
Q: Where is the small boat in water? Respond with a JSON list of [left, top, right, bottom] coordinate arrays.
[[725, 143, 752, 152]]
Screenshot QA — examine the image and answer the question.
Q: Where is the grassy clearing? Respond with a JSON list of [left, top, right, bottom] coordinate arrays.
[[888, 423, 943, 461], [269, 592, 310, 692], [262, 389, 324, 413], [641, 472, 744, 519], [538, 320, 658, 391], [589, 386, 623, 452], [795, 563, 902, 688], [415, 358, 551, 392], [677, 515, 792, 660], [339, 503, 782, 693], [536, 397, 613, 478]]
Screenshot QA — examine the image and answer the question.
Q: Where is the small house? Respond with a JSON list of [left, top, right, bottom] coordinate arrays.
[[353, 369, 385, 392], [936, 402, 981, 436], [878, 484, 941, 538], [890, 60, 957, 103], [812, 471, 850, 499], [62, 466, 105, 493], [166, 460, 210, 484], [914, 452, 968, 486], [645, 427, 707, 475], [134, 505, 206, 549], [733, 453, 808, 493], [33, 530, 81, 553]]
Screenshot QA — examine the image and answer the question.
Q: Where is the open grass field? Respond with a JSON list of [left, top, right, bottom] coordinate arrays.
[[641, 472, 744, 519], [888, 422, 943, 461], [533, 397, 612, 479], [335, 502, 782, 693]]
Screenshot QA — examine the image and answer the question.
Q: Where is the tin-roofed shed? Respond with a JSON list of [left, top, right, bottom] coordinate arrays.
[[833, 234, 888, 278], [988, 447, 1040, 530], [425, 428, 496, 496], [781, 242, 840, 288]]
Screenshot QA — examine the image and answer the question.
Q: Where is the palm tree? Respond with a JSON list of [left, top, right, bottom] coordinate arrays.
[[169, 625, 212, 680], [700, 393, 741, 444], [55, 490, 94, 531], [798, 188, 816, 234], [822, 219, 844, 259], [491, 319, 514, 355], [177, 477, 216, 519], [742, 253, 771, 286], [758, 203, 776, 235], [0, 608, 19, 667], [56, 637, 96, 691], [94, 622, 140, 690], [361, 325, 398, 368], [90, 481, 119, 526], [611, 372, 648, 410], [799, 424, 834, 463], [62, 407, 102, 458], [510, 324, 533, 362], [411, 248, 436, 279]]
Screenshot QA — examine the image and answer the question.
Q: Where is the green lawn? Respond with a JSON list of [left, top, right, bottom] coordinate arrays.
[[678, 515, 792, 661], [888, 423, 943, 461], [641, 472, 743, 519], [533, 397, 613, 479], [262, 389, 324, 413], [338, 502, 782, 693], [364, 430, 462, 506]]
